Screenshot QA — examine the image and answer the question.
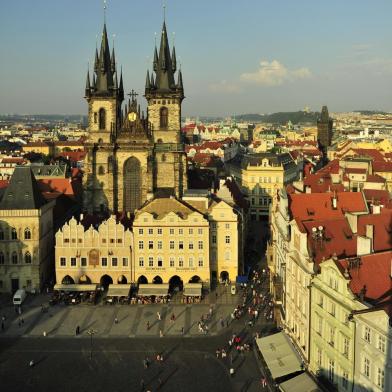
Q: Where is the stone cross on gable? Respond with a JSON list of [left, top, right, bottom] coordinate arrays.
[[128, 89, 138, 102]]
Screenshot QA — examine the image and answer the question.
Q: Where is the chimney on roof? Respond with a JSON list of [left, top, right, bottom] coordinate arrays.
[[332, 191, 337, 210], [365, 224, 374, 253], [343, 268, 350, 279], [359, 285, 367, 302], [80, 213, 84, 221], [372, 204, 381, 214]]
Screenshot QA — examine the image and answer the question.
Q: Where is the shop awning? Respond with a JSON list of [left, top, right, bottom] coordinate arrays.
[[236, 275, 248, 284], [279, 372, 321, 392], [54, 284, 98, 292], [256, 332, 302, 379], [137, 284, 169, 296], [183, 283, 202, 296], [107, 284, 131, 297]]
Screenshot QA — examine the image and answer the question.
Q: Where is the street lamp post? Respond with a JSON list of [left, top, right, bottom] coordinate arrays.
[[87, 328, 97, 360]]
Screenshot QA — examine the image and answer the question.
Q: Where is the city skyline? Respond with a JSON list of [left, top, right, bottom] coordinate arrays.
[[0, 0, 391, 116]]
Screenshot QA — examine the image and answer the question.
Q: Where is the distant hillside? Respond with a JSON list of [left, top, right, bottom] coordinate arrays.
[[353, 110, 389, 115], [235, 111, 319, 124]]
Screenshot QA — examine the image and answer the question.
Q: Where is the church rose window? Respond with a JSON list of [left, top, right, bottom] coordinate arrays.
[[160, 107, 168, 128]]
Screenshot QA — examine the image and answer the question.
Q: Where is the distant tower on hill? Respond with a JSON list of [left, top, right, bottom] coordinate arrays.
[[317, 105, 333, 152]]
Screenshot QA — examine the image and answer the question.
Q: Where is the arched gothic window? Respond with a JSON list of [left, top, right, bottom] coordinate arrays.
[[123, 157, 142, 213], [25, 252, 32, 264], [11, 228, 17, 240], [99, 108, 106, 130], [0, 252, 4, 264], [160, 107, 168, 128], [98, 166, 105, 175], [24, 228, 31, 240], [12, 252, 18, 264], [162, 154, 166, 162], [0, 230, 4, 240]]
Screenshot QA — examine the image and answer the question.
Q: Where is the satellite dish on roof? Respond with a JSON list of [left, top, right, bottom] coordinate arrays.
[[318, 226, 323, 231], [312, 227, 317, 233]]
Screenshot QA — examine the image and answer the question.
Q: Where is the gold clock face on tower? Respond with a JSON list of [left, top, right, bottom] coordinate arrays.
[[128, 112, 137, 122]]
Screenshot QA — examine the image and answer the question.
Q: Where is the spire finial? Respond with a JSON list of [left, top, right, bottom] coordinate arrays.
[[163, 0, 166, 22], [103, 0, 107, 24]]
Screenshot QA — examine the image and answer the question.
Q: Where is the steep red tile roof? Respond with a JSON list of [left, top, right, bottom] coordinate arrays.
[[363, 189, 391, 205], [345, 168, 367, 174], [1, 157, 26, 164], [303, 218, 357, 263], [373, 161, 392, 172], [57, 151, 86, 162], [289, 192, 367, 225], [350, 148, 385, 162], [357, 211, 392, 252], [337, 251, 392, 302], [366, 174, 386, 183]]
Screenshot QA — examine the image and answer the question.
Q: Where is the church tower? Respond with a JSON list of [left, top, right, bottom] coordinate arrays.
[[145, 21, 187, 197], [317, 105, 333, 154], [83, 23, 125, 213]]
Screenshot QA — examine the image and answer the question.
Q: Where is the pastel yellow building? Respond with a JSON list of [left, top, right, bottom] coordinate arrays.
[[0, 167, 54, 293], [227, 153, 299, 219]]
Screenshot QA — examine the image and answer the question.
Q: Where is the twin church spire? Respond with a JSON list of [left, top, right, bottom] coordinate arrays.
[[85, 23, 124, 100], [146, 21, 184, 97]]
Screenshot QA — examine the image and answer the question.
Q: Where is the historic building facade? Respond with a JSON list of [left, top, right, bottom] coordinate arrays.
[[317, 105, 333, 153], [0, 167, 54, 293], [55, 193, 241, 288], [83, 21, 187, 215]]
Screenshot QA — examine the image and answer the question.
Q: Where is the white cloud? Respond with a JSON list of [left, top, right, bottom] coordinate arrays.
[[240, 60, 312, 86], [208, 80, 241, 93]]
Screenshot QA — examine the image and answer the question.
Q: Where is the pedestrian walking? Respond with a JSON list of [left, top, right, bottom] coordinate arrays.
[[230, 368, 235, 377], [157, 312, 161, 321], [114, 317, 118, 324], [181, 326, 184, 335], [75, 325, 80, 336], [159, 329, 163, 338], [29, 360, 35, 368], [140, 378, 145, 391], [18, 319, 21, 327], [146, 321, 150, 331], [21, 318, 24, 325], [18, 306, 22, 315], [1, 321, 4, 331], [220, 317, 224, 328], [43, 331, 47, 337]]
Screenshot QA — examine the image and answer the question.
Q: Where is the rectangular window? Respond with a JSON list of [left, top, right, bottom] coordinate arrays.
[[102, 238, 107, 243], [189, 228, 193, 235], [110, 239, 115, 244], [138, 228, 143, 235], [198, 241, 203, 250], [329, 327, 335, 346], [198, 258, 203, 267], [157, 257, 163, 267], [189, 257, 193, 268], [138, 241, 144, 250], [81, 257, 87, 267], [178, 257, 184, 267], [112, 258, 118, 267], [102, 257, 108, 267], [157, 228, 162, 235], [377, 368, 385, 389], [139, 257, 144, 267], [225, 224, 230, 229], [148, 228, 153, 235], [78, 238, 82, 244], [212, 235, 217, 244], [225, 235, 230, 244], [342, 371, 348, 390], [378, 335, 386, 353], [343, 337, 349, 357], [363, 357, 370, 378], [170, 241, 175, 249], [179, 241, 184, 249], [316, 347, 322, 366], [60, 257, 66, 267], [170, 228, 174, 235], [148, 257, 153, 267], [122, 258, 128, 267], [64, 238, 69, 243], [318, 294, 323, 308], [158, 241, 163, 250], [117, 238, 122, 244], [364, 326, 371, 343], [328, 359, 334, 382], [189, 242, 194, 250], [330, 302, 336, 317], [198, 228, 203, 235], [70, 257, 76, 267], [179, 229, 183, 235], [169, 257, 175, 267], [148, 241, 153, 249], [212, 223, 216, 229]]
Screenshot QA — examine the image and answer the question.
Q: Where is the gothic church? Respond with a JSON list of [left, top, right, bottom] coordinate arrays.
[[83, 20, 187, 214]]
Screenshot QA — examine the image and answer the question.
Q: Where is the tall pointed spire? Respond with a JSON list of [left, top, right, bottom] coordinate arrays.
[[177, 69, 183, 90], [119, 67, 124, 101], [153, 46, 159, 72], [85, 68, 91, 97], [94, 48, 99, 72], [111, 46, 116, 73], [172, 46, 177, 73], [145, 69, 151, 89], [94, 23, 114, 93]]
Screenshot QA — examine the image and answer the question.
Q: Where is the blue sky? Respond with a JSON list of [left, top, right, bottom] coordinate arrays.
[[0, 0, 391, 116]]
